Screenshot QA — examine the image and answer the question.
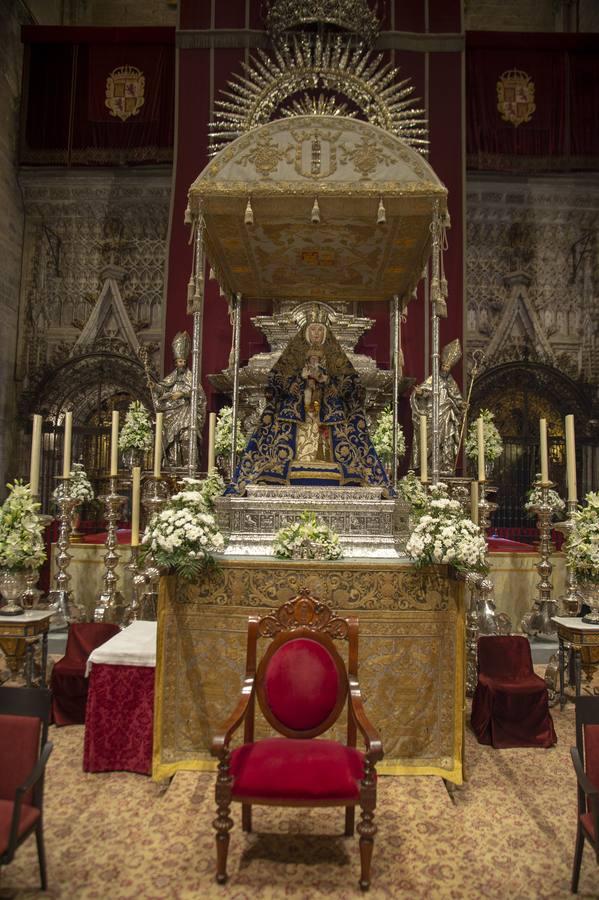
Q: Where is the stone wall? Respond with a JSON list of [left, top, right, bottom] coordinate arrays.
[[466, 174, 599, 387], [17, 168, 172, 403], [0, 0, 33, 491], [26, 0, 177, 26], [464, 0, 599, 32]]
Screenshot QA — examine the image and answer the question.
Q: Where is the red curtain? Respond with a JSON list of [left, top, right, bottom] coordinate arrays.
[[21, 27, 175, 166], [466, 32, 599, 172]]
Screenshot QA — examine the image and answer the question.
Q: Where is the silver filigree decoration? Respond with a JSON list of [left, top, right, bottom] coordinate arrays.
[[208, 34, 428, 158], [266, 0, 382, 48]]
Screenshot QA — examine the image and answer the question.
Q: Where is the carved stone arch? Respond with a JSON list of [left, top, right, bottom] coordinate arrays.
[[21, 351, 152, 422], [470, 361, 594, 529], [471, 361, 592, 441]]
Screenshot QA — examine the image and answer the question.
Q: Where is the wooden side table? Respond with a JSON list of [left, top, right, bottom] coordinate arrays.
[[552, 616, 599, 710], [0, 610, 53, 687]]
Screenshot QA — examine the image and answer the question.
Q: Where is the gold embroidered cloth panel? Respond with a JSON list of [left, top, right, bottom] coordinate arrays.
[[153, 559, 465, 783]]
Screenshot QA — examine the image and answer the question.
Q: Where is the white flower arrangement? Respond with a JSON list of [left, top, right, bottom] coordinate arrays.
[[214, 406, 246, 456], [0, 481, 46, 571], [119, 401, 153, 453], [273, 510, 343, 560], [524, 475, 565, 519], [406, 482, 487, 573], [141, 479, 225, 579], [398, 470, 428, 511], [465, 409, 503, 461], [372, 405, 406, 463], [53, 462, 95, 507], [177, 471, 225, 512], [566, 491, 599, 583]]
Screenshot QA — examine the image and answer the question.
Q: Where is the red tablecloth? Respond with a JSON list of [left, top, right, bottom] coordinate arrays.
[[83, 663, 154, 775]]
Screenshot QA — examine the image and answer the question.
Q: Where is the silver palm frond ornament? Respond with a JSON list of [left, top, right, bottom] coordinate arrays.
[[208, 34, 429, 158]]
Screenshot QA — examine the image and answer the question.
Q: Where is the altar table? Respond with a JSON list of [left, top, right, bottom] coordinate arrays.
[[552, 616, 599, 710], [83, 621, 156, 775], [153, 559, 466, 784]]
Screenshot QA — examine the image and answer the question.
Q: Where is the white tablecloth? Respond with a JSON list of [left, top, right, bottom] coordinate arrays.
[[86, 620, 157, 675]]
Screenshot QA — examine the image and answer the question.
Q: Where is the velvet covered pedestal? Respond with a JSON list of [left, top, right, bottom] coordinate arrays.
[[83, 622, 157, 775], [471, 635, 557, 749]]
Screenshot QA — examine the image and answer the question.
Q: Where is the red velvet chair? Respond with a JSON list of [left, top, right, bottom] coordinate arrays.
[[0, 686, 53, 890], [471, 635, 557, 749], [571, 696, 599, 892], [50, 622, 121, 725], [211, 590, 383, 891]]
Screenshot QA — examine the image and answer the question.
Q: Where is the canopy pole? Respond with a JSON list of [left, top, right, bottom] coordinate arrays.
[[230, 292, 242, 478], [392, 294, 400, 491], [188, 218, 205, 477], [430, 201, 442, 486]]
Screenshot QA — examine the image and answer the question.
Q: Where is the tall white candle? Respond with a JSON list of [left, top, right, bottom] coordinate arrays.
[[110, 410, 119, 477], [539, 417, 549, 485], [154, 412, 163, 479], [131, 466, 141, 547], [477, 416, 486, 483], [62, 410, 72, 479], [419, 414, 428, 483], [565, 414, 577, 502], [208, 412, 216, 474], [471, 480, 479, 526], [30, 414, 42, 496]]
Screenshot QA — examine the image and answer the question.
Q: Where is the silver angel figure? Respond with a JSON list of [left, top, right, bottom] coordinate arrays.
[[154, 331, 206, 469], [410, 338, 466, 476]]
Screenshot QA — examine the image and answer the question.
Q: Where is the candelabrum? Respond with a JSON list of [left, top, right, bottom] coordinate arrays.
[[137, 476, 171, 620], [553, 499, 583, 616], [122, 545, 145, 626], [521, 481, 558, 638], [46, 477, 79, 627], [465, 482, 512, 697], [93, 476, 126, 624]]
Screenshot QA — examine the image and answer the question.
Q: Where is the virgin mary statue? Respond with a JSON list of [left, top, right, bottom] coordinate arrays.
[[225, 322, 392, 497]]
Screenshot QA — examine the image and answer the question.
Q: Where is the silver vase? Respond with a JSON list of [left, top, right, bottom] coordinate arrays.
[[579, 579, 599, 626], [0, 569, 28, 617]]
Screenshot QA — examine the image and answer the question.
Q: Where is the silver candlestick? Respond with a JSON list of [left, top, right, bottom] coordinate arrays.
[[94, 476, 126, 624], [553, 499, 582, 616], [22, 505, 54, 612], [122, 545, 145, 625], [521, 480, 558, 638], [46, 477, 78, 626], [465, 571, 481, 697], [138, 476, 170, 620]]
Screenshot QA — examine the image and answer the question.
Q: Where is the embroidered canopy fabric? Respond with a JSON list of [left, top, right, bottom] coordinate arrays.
[[187, 115, 448, 306]]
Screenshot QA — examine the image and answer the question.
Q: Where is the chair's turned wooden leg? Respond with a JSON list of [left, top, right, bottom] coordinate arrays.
[[571, 825, 584, 893], [36, 820, 47, 891], [242, 803, 252, 833], [345, 806, 355, 836], [213, 755, 234, 885], [357, 760, 377, 891]]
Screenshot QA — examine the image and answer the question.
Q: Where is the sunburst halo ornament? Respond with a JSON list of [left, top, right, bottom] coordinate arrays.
[[208, 34, 428, 158]]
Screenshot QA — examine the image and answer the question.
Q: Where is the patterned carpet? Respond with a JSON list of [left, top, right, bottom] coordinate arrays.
[[1, 703, 598, 900]]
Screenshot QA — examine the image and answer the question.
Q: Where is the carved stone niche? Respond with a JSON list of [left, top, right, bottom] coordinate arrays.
[[209, 300, 413, 435]]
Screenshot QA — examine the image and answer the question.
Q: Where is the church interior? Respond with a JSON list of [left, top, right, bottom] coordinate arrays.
[[1, 0, 599, 897]]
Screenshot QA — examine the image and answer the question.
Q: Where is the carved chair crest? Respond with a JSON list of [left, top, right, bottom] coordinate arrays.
[[257, 587, 350, 640]]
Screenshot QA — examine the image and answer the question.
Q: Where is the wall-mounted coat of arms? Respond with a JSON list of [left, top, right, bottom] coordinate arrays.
[[496, 69, 536, 127], [105, 65, 145, 122]]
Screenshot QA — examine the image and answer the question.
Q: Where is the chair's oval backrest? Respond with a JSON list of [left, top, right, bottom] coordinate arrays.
[[256, 631, 348, 738], [477, 635, 533, 680]]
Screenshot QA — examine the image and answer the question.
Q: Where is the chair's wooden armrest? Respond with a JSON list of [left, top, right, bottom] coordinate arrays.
[[348, 676, 383, 762], [571, 746, 599, 797], [211, 677, 254, 757], [16, 742, 53, 797]]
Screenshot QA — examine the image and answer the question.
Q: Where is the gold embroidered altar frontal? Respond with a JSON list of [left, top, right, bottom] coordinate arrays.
[[153, 560, 465, 784]]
